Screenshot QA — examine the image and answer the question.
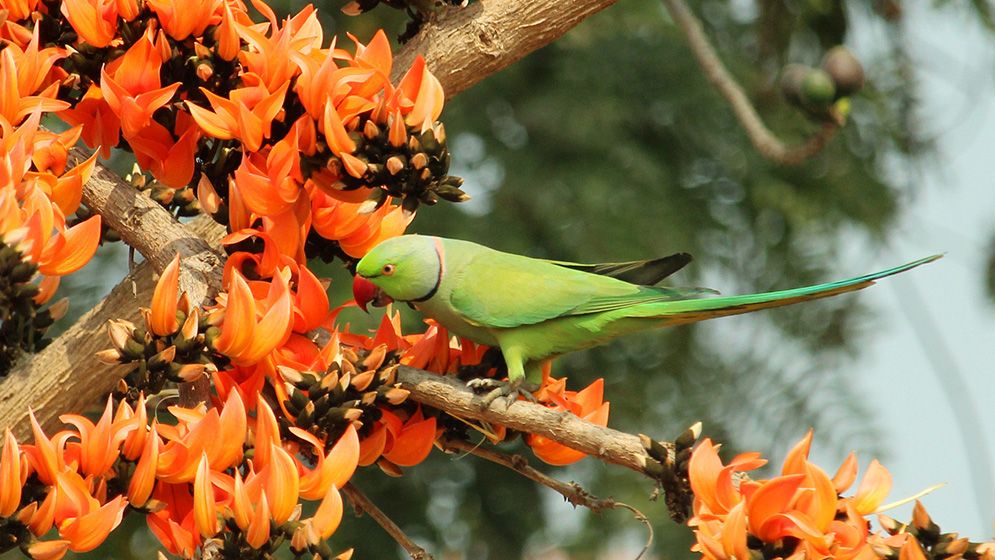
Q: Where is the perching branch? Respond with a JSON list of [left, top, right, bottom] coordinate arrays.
[[399, 366, 663, 476], [391, 0, 620, 96], [661, 0, 839, 165], [341, 483, 433, 560]]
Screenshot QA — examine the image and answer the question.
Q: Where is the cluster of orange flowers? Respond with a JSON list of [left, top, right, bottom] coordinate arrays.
[[0, 390, 358, 558], [0, 102, 100, 306], [687, 430, 995, 560]]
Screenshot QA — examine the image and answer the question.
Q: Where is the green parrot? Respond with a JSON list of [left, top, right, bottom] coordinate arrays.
[[352, 235, 939, 401]]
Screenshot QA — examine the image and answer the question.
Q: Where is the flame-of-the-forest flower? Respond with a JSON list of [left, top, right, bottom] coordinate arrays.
[[156, 390, 248, 483], [1, 26, 66, 107], [25, 539, 71, 560], [210, 268, 294, 366], [59, 397, 140, 478], [228, 131, 304, 216], [149, 253, 182, 336], [0, 45, 66, 126], [1, 113, 101, 296], [145, 0, 221, 41], [0, 429, 22, 517], [99, 29, 178, 138], [526, 375, 611, 465], [309, 185, 413, 258], [687, 431, 898, 560], [59, 85, 121, 158], [360, 407, 437, 470], [59, 0, 122, 48], [186, 83, 289, 154]]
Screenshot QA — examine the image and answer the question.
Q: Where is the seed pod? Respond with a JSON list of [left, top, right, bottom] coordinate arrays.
[[800, 68, 836, 110], [822, 46, 864, 98]]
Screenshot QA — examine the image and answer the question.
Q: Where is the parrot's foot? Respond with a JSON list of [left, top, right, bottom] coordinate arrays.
[[467, 378, 538, 409]]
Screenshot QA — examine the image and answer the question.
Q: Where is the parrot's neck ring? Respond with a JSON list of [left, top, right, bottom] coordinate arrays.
[[410, 237, 445, 303]]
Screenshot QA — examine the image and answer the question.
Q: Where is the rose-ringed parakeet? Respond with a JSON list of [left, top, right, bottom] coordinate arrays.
[[352, 235, 939, 402]]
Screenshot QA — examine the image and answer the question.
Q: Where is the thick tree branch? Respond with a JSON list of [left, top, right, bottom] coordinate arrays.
[[391, 0, 619, 96], [73, 148, 225, 304], [661, 0, 839, 165], [0, 214, 224, 439], [398, 366, 662, 475]]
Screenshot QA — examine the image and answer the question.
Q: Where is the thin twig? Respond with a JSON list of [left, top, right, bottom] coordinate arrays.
[[443, 437, 616, 511], [442, 438, 654, 559], [341, 482, 434, 560], [661, 0, 840, 165]]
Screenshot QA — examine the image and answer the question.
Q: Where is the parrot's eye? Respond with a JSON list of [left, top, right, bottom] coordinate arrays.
[[382, 264, 396, 276]]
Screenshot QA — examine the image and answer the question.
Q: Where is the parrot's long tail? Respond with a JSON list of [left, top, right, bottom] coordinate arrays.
[[640, 254, 942, 325]]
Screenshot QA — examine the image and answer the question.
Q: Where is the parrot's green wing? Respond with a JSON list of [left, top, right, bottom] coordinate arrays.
[[448, 250, 710, 328], [547, 252, 693, 286]]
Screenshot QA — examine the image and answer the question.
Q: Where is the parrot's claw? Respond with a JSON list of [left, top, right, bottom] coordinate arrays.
[[467, 378, 538, 409]]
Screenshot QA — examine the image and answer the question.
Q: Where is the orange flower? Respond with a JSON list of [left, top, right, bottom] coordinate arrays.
[[305, 484, 343, 544], [145, 0, 221, 40], [0, 48, 67, 127], [127, 115, 201, 188], [100, 30, 179, 137], [192, 452, 219, 538], [156, 390, 247, 483], [60, 396, 139, 478], [0, 428, 23, 517], [289, 424, 359, 499], [57, 495, 128, 552], [149, 253, 181, 336], [34, 214, 102, 277], [309, 186, 413, 258], [687, 431, 897, 560], [395, 55, 445, 133], [379, 407, 437, 468], [3, 26, 66, 102], [127, 421, 160, 507], [527, 376, 610, 466], [2, 0, 42, 22], [60, 0, 119, 47], [186, 82, 289, 153], [230, 133, 303, 216], [211, 269, 293, 365], [237, 5, 323, 93], [58, 84, 121, 158], [25, 540, 71, 560], [262, 443, 299, 525], [851, 459, 892, 515], [23, 409, 64, 486], [146, 483, 199, 557]]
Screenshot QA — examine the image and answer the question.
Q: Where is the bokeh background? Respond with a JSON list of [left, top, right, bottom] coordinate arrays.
[[32, 0, 995, 557]]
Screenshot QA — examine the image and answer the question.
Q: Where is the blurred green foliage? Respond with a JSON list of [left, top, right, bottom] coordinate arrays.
[[32, 0, 978, 558]]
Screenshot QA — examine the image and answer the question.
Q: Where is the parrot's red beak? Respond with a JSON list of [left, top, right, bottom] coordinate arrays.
[[352, 275, 392, 312]]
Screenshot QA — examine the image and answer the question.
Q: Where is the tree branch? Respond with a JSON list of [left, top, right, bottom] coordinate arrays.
[[441, 438, 654, 557], [398, 366, 662, 476], [0, 214, 224, 440], [341, 482, 433, 560], [391, 0, 620, 96], [441, 437, 618, 511], [72, 148, 225, 304], [661, 0, 839, 165]]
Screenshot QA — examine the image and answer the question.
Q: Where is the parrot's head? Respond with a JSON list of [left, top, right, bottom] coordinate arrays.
[[353, 235, 442, 311]]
